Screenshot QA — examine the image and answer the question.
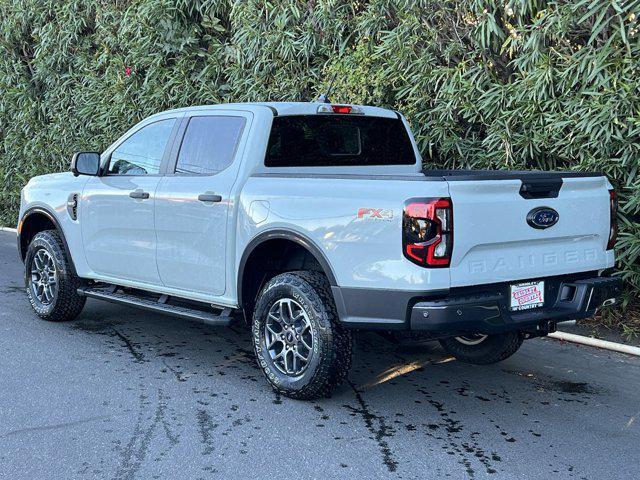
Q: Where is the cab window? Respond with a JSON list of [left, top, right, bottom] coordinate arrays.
[[108, 119, 176, 175], [174, 116, 246, 175]]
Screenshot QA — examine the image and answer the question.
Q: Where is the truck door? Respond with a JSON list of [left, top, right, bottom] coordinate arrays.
[[81, 116, 179, 285], [154, 112, 250, 296]]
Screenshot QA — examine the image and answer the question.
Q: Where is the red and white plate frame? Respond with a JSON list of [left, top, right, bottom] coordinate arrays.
[[510, 281, 545, 311]]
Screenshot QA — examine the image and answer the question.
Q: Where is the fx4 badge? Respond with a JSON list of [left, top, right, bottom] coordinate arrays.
[[357, 208, 393, 221]]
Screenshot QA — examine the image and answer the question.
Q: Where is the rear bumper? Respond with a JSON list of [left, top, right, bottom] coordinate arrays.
[[410, 275, 621, 335], [333, 273, 622, 335]]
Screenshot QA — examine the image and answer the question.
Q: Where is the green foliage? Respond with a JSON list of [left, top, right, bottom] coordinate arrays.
[[1, 0, 639, 323]]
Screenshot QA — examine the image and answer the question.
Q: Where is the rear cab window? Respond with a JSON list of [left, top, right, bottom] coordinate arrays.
[[264, 115, 416, 167]]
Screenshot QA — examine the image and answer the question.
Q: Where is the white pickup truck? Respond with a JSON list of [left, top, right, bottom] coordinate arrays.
[[17, 101, 621, 399]]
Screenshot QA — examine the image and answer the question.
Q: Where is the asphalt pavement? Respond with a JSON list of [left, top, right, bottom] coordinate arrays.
[[0, 231, 638, 479]]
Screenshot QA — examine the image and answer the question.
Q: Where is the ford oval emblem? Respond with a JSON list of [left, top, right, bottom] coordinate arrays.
[[527, 207, 559, 229]]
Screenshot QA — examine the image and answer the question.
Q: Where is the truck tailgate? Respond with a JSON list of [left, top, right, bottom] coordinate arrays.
[[446, 175, 613, 287]]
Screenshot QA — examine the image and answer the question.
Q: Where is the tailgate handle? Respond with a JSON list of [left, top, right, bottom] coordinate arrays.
[[519, 178, 562, 199]]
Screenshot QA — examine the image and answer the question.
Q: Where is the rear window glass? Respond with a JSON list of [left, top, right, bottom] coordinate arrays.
[[175, 116, 245, 175], [264, 115, 416, 167]]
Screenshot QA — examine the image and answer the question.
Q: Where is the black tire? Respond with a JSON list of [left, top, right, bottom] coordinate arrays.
[[25, 230, 86, 322], [252, 271, 352, 400], [439, 332, 523, 365]]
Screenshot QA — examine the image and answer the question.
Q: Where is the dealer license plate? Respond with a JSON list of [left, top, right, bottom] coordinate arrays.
[[510, 281, 544, 311]]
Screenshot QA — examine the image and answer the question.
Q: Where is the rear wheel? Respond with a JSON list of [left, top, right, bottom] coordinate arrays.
[[439, 332, 523, 365], [252, 271, 352, 400], [25, 230, 86, 322]]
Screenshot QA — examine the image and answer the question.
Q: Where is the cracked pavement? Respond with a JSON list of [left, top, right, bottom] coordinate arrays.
[[0, 231, 638, 479]]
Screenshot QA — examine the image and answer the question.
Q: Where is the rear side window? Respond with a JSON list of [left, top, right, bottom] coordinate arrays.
[[264, 115, 415, 167], [175, 116, 245, 175]]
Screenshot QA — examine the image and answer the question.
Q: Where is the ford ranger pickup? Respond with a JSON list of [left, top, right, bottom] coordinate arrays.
[[17, 101, 621, 399]]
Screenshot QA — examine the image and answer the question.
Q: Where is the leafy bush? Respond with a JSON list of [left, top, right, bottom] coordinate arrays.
[[1, 0, 638, 329]]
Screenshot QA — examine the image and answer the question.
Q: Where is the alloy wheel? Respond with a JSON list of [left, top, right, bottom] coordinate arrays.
[[264, 298, 314, 376], [30, 248, 58, 305]]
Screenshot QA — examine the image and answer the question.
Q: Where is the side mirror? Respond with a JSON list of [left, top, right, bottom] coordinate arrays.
[[71, 152, 101, 176]]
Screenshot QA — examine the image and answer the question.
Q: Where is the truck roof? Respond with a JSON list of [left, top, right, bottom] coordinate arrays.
[[153, 102, 399, 119]]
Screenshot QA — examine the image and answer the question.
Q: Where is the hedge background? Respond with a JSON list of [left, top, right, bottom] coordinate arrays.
[[1, 0, 638, 331]]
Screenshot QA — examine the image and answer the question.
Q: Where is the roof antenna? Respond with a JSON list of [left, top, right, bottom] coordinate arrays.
[[315, 72, 337, 103]]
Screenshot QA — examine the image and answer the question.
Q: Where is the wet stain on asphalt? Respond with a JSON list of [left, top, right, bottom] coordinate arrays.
[[502, 368, 604, 406], [344, 380, 398, 472], [71, 318, 116, 333], [412, 387, 500, 477], [1, 283, 25, 295], [1, 415, 110, 438], [112, 328, 146, 363], [113, 389, 178, 480], [161, 359, 188, 382], [548, 380, 598, 395], [196, 409, 218, 456], [72, 319, 146, 363], [348, 335, 611, 477]]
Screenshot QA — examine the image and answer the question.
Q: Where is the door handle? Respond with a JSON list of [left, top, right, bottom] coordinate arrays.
[[198, 192, 222, 203], [129, 189, 150, 200]]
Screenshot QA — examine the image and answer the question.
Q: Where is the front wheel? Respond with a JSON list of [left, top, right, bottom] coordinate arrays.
[[252, 271, 352, 400], [25, 230, 86, 322], [439, 332, 523, 365]]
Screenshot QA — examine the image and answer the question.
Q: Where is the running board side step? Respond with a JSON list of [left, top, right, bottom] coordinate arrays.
[[77, 286, 233, 327]]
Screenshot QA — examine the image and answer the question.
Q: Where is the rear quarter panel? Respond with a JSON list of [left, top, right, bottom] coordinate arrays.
[[237, 175, 451, 293]]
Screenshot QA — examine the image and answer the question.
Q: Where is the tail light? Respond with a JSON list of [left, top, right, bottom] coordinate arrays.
[[607, 189, 618, 250], [402, 198, 453, 267]]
